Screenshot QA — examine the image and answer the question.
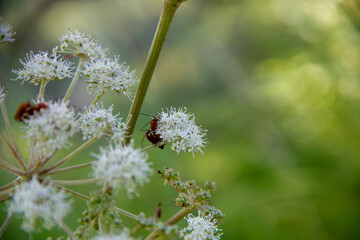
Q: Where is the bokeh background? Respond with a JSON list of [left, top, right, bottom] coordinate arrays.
[[1, 0, 360, 239]]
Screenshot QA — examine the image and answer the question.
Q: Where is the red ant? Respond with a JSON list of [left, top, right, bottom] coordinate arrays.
[[14, 102, 48, 122], [141, 114, 165, 149]]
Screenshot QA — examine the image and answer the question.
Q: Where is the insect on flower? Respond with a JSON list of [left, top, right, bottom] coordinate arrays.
[[141, 114, 165, 149], [14, 102, 48, 122]]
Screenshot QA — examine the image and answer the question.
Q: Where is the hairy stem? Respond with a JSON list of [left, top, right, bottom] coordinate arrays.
[[125, 0, 186, 144], [63, 57, 84, 102]]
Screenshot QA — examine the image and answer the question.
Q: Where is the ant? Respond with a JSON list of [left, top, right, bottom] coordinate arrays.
[[14, 102, 48, 122], [140, 114, 165, 149]]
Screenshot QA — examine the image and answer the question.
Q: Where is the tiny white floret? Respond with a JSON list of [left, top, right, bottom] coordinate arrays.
[[54, 29, 108, 60], [79, 103, 126, 143], [9, 179, 71, 231], [82, 56, 138, 99], [180, 211, 222, 240], [12, 51, 73, 85], [24, 100, 78, 156], [0, 17, 15, 42], [156, 107, 207, 155], [92, 143, 153, 197]]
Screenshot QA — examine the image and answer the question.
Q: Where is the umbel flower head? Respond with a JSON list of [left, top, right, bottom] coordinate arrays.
[[156, 107, 207, 155], [82, 56, 138, 99], [180, 211, 222, 240], [24, 100, 78, 156], [12, 51, 73, 85], [53, 29, 109, 59], [79, 103, 127, 143], [0, 17, 15, 42], [92, 143, 153, 197], [9, 179, 71, 232]]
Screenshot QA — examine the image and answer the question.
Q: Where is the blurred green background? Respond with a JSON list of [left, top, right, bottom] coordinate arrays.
[[1, 0, 360, 239]]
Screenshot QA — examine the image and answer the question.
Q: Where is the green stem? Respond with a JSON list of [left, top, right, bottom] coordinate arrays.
[[125, 0, 186, 144], [58, 219, 76, 240], [51, 178, 98, 186], [0, 103, 26, 170], [145, 207, 194, 240], [0, 158, 25, 177], [38, 137, 98, 175], [63, 57, 84, 102], [112, 206, 138, 220], [0, 177, 20, 191], [54, 184, 138, 220], [38, 78, 48, 100], [86, 90, 105, 112], [0, 211, 13, 237], [42, 162, 92, 176]]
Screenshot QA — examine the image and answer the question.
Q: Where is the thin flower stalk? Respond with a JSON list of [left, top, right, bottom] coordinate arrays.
[[0, 212, 13, 237], [51, 178, 98, 186], [0, 103, 26, 170], [0, 158, 25, 177], [38, 78, 48, 100], [38, 136, 98, 175], [63, 57, 84, 102], [145, 207, 195, 240], [43, 162, 93, 176]]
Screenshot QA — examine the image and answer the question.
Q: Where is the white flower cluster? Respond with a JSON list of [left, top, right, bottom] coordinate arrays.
[[0, 86, 6, 104], [25, 101, 78, 156], [9, 179, 71, 231], [82, 56, 138, 98], [12, 51, 73, 85], [156, 107, 207, 154], [180, 212, 222, 240], [54, 29, 109, 59], [91, 229, 133, 240], [92, 144, 153, 197], [0, 17, 15, 42], [80, 103, 126, 143]]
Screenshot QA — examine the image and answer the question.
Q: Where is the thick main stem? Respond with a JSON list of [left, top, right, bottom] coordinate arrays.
[[125, 0, 185, 144]]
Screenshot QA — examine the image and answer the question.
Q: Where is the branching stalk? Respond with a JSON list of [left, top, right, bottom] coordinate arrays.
[[38, 137, 98, 175], [0, 102, 26, 170], [51, 178, 98, 186], [0, 158, 25, 177], [43, 162, 93, 176], [145, 207, 194, 240]]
